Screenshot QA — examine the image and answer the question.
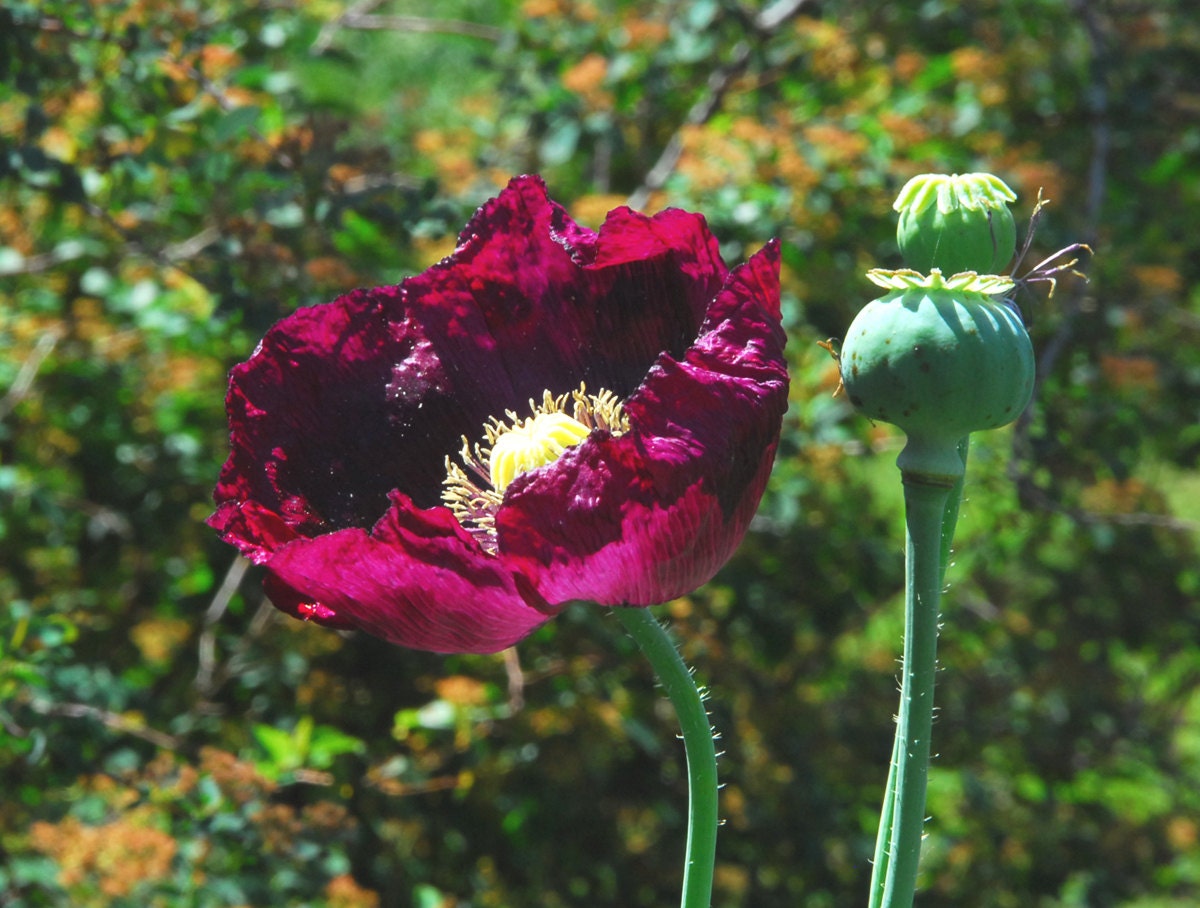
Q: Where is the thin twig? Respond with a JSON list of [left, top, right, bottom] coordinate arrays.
[[335, 171, 423, 196], [503, 646, 525, 713], [310, 0, 385, 56], [1011, 479, 1198, 534], [0, 327, 64, 420], [311, 2, 504, 54], [0, 250, 71, 276], [627, 0, 813, 210], [184, 62, 296, 169], [339, 13, 505, 42], [195, 554, 251, 696], [627, 40, 753, 211], [30, 700, 181, 750], [194, 596, 284, 709], [163, 226, 222, 263]]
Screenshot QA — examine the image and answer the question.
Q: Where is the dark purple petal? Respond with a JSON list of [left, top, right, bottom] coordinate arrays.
[[213, 285, 460, 529], [495, 240, 787, 605]]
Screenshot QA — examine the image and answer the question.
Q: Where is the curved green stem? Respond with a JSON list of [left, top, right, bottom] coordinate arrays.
[[615, 606, 718, 908], [872, 477, 952, 908], [869, 439, 966, 908]]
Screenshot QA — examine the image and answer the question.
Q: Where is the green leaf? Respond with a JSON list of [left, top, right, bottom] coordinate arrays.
[[215, 105, 262, 142], [539, 118, 581, 166], [307, 725, 365, 769], [253, 723, 304, 772]]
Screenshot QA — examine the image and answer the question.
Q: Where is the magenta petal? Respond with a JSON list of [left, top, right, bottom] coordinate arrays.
[[262, 493, 554, 654], [496, 241, 787, 606], [209, 499, 303, 564], [588, 205, 725, 281]]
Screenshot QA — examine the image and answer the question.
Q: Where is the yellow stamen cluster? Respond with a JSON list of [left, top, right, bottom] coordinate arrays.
[[489, 412, 591, 492], [442, 385, 628, 549]]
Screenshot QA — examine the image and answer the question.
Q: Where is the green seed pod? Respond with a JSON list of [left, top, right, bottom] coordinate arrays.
[[840, 270, 1034, 482], [894, 173, 1018, 275]]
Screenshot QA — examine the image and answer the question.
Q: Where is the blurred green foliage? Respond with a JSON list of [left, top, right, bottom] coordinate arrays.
[[3, 0, 1199, 905]]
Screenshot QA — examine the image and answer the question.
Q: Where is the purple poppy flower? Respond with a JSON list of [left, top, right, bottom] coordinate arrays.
[[209, 175, 788, 654]]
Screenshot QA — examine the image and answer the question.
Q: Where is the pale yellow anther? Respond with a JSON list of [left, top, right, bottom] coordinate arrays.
[[441, 385, 628, 550], [488, 412, 591, 492]]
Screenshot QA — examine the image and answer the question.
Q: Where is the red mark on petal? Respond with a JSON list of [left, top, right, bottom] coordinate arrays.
[[297, 601, 337, 621]]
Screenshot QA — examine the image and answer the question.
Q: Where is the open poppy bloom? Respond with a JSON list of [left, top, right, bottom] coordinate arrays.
[[209, 176, 788, 654]]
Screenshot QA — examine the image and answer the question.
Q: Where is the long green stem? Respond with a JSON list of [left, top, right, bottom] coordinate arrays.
[[875, 477, 953, 908], [615, 606, 719, 908], [869, 439, 967, 908]]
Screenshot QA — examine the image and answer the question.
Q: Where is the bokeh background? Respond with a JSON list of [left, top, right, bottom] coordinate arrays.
[[3, 0, 1199, 905]]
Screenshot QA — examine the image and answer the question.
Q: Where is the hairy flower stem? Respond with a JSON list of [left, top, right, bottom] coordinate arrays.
[[615, 606, 718, 908], [868, 473, 956, 908], [869, 438, 967, 908], [938, 438, 970, 580]]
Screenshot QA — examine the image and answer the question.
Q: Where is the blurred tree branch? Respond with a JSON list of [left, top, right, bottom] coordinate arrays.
[[29, 700, 181, 750], [0, 327, 63, 421], [194, 554, 252, 699], [627, 0, 813, 210], [311, 0, 504, 56], [336, 13, 505, 42]]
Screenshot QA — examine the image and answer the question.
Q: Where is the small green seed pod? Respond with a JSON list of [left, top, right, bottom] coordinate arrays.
[[840, 270, 1034, 482], [894, 173, 1018, 275]]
